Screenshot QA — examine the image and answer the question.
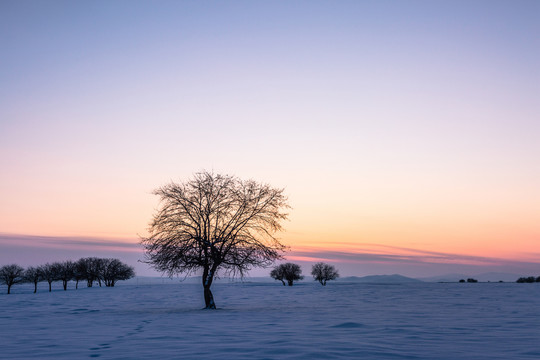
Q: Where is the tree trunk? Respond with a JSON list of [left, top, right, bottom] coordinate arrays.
[[34, 281, 38, 293], [63, 280, 67, 290], [288, 279, 293, 286], [202, 266, 217, 309], [76, 280, 79, 289], [48, 281, 52, 292], [7, 284, 11, 294], [204, 286, 216, 309], [281, 280, 286, 286]]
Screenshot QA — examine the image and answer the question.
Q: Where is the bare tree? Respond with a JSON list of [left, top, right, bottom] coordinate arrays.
[[94, 258, 105, 287], [311, 262, 339, 286], [141, 171, 289, 309], [73, 259, 87, 289], [270, 266, 286, 286], [54, 261, 76, 291], [101, 258, 135, 287], [0, 264, 25, 294], [24, 266, 43, 293], [39, 263, 59, 292], [271, 263, 303, 286], [77, 257, 102, 287]]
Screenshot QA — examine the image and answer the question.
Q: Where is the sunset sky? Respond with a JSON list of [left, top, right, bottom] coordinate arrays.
[[1, 1, 539, 278]]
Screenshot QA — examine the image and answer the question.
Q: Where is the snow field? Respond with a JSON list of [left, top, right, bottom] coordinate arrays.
[[1, 281, 539, 359]]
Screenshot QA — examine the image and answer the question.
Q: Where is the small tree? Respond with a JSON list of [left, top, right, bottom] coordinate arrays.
[[311, 262, 339, 286], [271, 263, 303, 286], [40, 263, 59, 292], [270, 266, 286, 286], [92, 258, 105, 287], [141, 171, 289, 309], [77, 257, 102, 287], [73, 259, 87, 289], [24, 266, 43, 293], [54, 261, 76, 291], [0, 264, 25, 294], [101, 258, 135, 287]]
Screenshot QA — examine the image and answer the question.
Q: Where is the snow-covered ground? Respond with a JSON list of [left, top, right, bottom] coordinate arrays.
[[2, 280, 539, 359]]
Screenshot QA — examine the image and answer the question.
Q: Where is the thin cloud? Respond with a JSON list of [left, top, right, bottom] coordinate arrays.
[[0, 233, 141, 252], [287, 245, 540, 268]]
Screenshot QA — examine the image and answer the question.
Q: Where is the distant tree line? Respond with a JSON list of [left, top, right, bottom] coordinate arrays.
[[0, 257, 135, 294], [516, 276, 540, 283]]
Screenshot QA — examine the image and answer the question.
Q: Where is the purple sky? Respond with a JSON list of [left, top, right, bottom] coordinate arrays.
[[1, 1, 539, 278]]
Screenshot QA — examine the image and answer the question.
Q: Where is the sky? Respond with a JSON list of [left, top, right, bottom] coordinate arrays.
[[1, 0, 539, 278]]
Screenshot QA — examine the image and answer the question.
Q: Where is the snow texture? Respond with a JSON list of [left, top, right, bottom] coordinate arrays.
[[1, 281, 539, 359]]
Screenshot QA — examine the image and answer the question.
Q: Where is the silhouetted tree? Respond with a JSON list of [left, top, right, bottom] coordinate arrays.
[[517, 276, 536, 283], [73, 260, 87, 289], [0, 264, 25, 294], [54, 261, 76, 291], [94, 258, 105, 287], [77, 257, 102, 287], [467, 278, 478, 283], [101, 258, 135, 287], [459, 279, 466, 283], [24, 266, 43, 293], [311, 262, 339, 286], [40, 263, 59, 292], [141, 171, 289, 309], [270, 266, 286, 286], [271, 263, 303, 286]]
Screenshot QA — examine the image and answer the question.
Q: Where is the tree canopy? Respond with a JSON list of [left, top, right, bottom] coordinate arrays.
[[311, 262, 339, 286], [141, 171, 289, 308], [0, 264, 25, 294], [271, 263, 303, 286]]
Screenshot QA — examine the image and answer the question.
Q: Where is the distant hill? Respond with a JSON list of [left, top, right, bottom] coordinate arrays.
[[339, 274, 423, 284], [419, 272, 522, 282], [418, 274, 468, 283]]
